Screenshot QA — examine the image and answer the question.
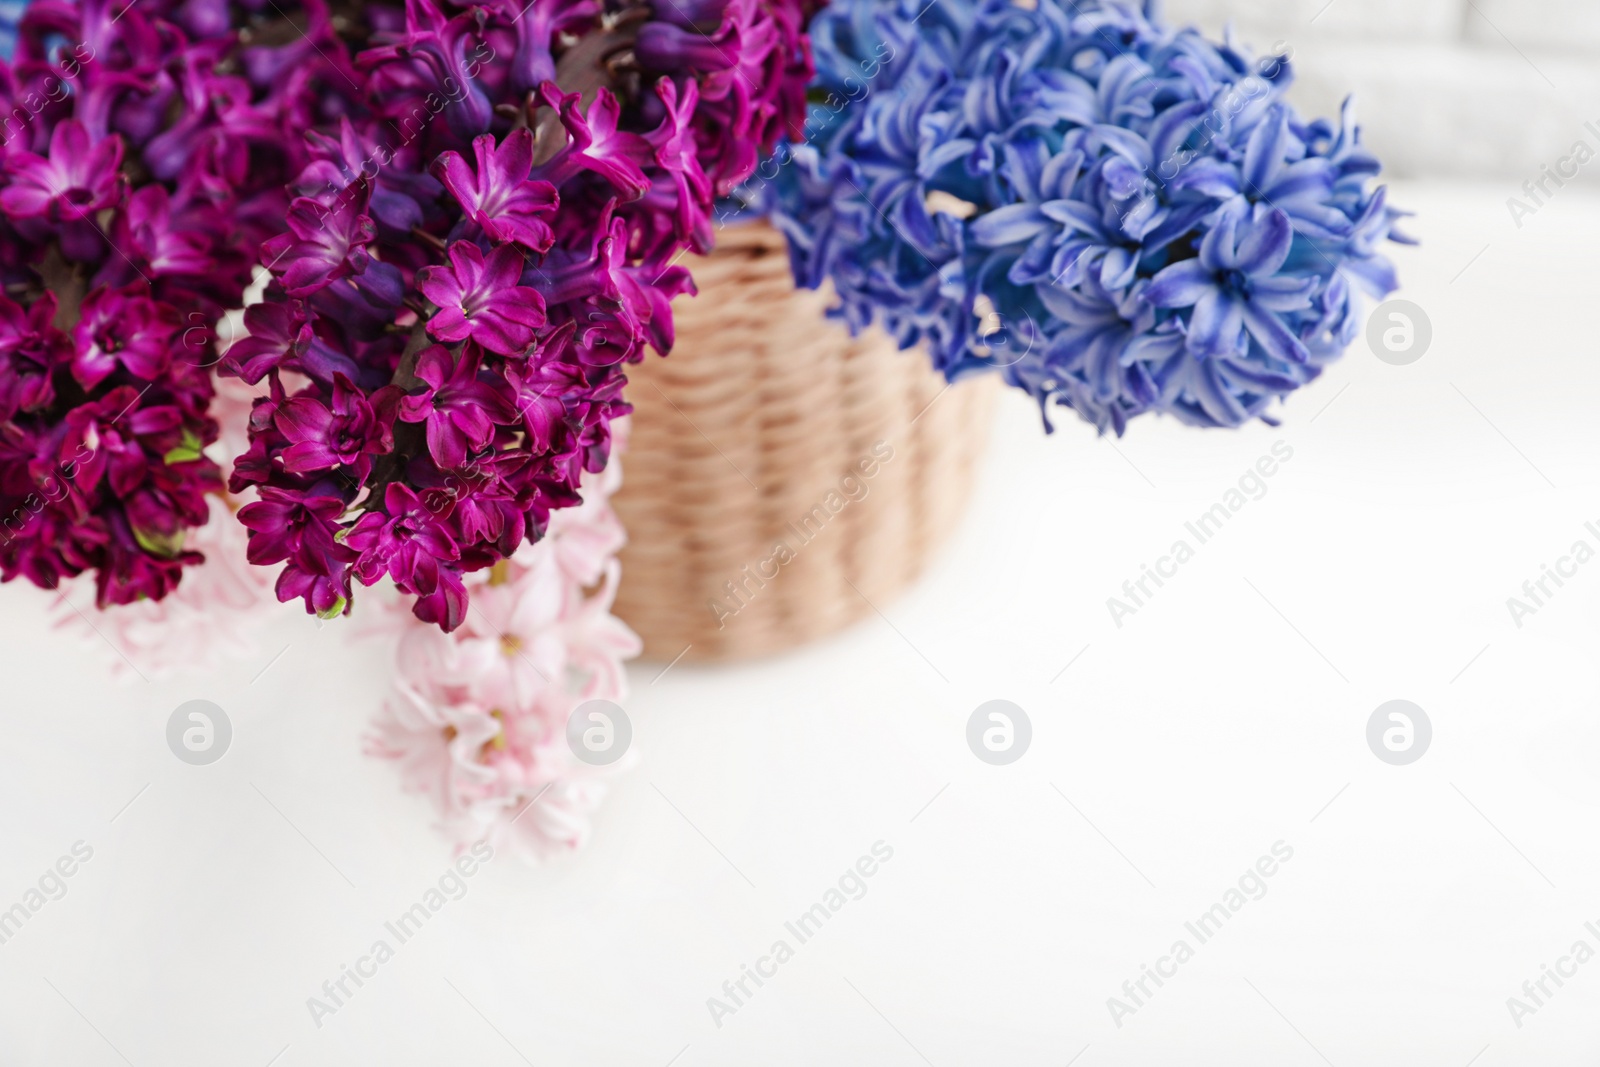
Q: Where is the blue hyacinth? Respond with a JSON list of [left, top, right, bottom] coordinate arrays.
[[0, 0, 21, 60], [765, 0, 1412, 433]]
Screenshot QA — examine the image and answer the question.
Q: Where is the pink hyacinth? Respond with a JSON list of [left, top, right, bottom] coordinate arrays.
[[367, 424, 640, 858]]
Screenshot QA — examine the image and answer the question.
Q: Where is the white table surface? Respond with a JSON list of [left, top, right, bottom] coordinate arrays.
[[4, 181, 1600, 1066]]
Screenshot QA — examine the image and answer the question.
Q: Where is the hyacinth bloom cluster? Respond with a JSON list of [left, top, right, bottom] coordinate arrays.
[[53, 376, 278, 676], [228, 0, 815, 631], [368, 435, 640, 855], [0, 0, 344, 605], [770, 0, 1412, 434]]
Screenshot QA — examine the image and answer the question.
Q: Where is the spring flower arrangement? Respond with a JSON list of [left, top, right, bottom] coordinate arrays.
[[0, 0, 343, 607], [1, 0, 820, 857], [368, 422, 640, 855], [226, 0, 818, 633], [769, 0, 1411, 434]]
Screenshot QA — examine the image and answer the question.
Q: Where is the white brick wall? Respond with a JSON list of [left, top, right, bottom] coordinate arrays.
[[1157, 0, 1600, 180], [1466, 0, 1600, 54], [1160, 0, 1462, 41]]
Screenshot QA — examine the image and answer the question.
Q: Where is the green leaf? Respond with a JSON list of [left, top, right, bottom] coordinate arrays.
[[132, 525, 185, 559], [163, 427, 204, 465], [317, 596, 348, 620]]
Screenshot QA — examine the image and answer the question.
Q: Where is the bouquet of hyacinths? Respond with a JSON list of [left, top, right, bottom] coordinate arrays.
[[225, 0, 817, 632], [770, 0, 1411, 435], [0, 0, 344, 606]]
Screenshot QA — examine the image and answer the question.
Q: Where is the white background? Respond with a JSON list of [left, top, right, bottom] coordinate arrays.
[[3, 180, 1600, 1065]]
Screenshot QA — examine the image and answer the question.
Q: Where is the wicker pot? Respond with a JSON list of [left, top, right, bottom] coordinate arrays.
[[612, 222, 996, 663]]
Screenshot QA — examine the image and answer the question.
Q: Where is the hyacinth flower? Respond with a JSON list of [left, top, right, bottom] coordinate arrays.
[[769, 0, 1414, 435], [227, 0, 818, 631], [367, 431, 641, 857], [51, 376, 279, 678], [0, 0, 347, 606]]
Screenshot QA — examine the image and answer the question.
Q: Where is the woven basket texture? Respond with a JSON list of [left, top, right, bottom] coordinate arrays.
[[613, 221, 997, 663]]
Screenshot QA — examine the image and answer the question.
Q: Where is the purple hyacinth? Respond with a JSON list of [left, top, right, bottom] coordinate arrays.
[[260, 192, 378, 299], [226, 0, 819, 630], [398, 346, 515, 468], [433, 130, 560, 251], [0, 0, 338, 606], [416, 243, 548, 356], [1, 120, 125, 222], [345, 483, 466, 629], [275, 375, 398, 477]]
